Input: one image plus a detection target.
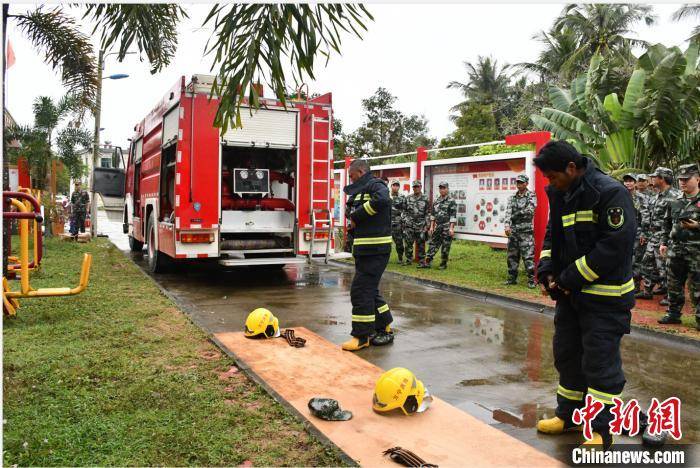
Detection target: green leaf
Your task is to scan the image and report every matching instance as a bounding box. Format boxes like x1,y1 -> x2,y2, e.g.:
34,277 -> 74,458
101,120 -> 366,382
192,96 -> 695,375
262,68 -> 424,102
604,129 -> 635,166
548,86 -> 573,111
620,69 -> 645,127
603,93 -> 622,123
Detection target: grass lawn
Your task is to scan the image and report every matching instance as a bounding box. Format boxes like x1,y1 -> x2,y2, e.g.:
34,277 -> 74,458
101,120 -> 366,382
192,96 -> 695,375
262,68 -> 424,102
385,239 -> 540,299
342,239 -> 700,338
3,238 -> 344,466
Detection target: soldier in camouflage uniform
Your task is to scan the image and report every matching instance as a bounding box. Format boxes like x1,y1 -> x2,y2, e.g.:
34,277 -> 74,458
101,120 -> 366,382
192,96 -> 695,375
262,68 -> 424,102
390,180 -> 406,264
622,173 -> 648,285
419,181 -> 457,269
69,180 -> 90,238
402,180 -> 429,265
503,174 -> 537,288
636,173 -> 655,199
636,167 -> 681,300
658,163 -> 700,328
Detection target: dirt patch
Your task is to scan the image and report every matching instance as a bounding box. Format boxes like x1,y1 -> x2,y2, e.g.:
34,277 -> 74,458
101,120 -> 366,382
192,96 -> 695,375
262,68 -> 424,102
218,365 -> 240,380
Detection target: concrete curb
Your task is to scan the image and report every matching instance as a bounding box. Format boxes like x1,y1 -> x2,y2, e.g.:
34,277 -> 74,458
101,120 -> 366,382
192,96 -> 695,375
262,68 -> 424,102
110,244 -> 356,466
329,260 -> 700,351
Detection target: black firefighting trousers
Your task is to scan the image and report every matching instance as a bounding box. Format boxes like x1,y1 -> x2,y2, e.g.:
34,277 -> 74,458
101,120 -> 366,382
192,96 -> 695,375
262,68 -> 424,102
553,295 -> 631,434
350,253 -> 393,337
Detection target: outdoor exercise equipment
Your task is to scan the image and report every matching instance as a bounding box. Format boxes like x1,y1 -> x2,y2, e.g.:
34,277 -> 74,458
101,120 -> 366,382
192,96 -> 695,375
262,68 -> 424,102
2,190 -> 92,316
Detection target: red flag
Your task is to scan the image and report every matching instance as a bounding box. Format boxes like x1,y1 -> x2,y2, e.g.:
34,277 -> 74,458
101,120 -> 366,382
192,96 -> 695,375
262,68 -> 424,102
6,39 -> 16,69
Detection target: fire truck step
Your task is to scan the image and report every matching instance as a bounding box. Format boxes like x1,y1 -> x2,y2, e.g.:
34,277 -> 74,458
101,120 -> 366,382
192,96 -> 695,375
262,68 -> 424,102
313,159 -> 328,163
312,179 -> 328,183
218,256 -> 307,267
313,139 -> 328,143
314,118 -> 330,123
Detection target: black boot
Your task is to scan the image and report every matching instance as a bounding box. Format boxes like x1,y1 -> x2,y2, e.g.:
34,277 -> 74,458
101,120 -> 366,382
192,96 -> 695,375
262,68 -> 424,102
659,297 -> 669,306
527,279 -> 537,289
437,260 -> 447,270
658,313 -> 682,324
417,260 -> 431,269
503,277 -> 517,285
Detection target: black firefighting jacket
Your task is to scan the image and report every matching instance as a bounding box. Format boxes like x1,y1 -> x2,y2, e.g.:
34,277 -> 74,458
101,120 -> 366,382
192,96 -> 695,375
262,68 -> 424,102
344,172 -> 391,256
537,158 -> 636,309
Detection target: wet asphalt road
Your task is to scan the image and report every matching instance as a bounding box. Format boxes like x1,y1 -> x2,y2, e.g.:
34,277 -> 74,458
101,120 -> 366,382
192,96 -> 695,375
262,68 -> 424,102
100,213 -> 698,460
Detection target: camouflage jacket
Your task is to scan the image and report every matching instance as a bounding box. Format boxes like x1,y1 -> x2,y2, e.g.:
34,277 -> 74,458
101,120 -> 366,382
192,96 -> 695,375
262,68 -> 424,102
70,190 -> 90,214
661,191 -> 700,252
631,190 -> 648,239
504,189 -> 536,232
643,187 -> 681,243
430,195 -> 457,226
390,193 -> 406,226
402,193 -> 429,229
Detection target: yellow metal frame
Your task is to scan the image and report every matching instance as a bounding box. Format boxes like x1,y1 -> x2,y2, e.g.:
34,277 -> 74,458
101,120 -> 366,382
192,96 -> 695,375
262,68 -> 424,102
3,193 -> 92,316
7,188 -> 41,272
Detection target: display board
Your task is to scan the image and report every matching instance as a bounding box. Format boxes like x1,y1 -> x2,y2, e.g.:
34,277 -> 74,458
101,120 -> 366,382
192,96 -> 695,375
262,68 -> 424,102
425,153 -> 531,241
371,165 -> 412,195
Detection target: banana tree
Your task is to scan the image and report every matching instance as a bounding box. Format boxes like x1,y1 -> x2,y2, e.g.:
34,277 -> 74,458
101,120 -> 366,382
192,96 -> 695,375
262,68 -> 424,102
531,43 -> 700,173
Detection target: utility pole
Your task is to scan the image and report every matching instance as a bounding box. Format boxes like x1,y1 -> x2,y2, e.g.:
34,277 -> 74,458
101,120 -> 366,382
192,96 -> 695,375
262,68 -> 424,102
90,49 -> 103,237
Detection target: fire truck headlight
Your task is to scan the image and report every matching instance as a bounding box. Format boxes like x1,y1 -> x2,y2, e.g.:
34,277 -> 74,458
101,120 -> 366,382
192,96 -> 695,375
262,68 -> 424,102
255,170 -> 264,180
240,170 -> 249,180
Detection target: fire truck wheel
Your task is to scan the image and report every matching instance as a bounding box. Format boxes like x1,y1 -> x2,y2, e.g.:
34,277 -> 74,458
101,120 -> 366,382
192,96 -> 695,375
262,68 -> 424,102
146,215 -> 171,274
128,235 -> 144,252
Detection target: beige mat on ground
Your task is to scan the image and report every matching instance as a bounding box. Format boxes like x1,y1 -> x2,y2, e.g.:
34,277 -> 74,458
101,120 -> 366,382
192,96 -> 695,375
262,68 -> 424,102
214,327 -> 559,467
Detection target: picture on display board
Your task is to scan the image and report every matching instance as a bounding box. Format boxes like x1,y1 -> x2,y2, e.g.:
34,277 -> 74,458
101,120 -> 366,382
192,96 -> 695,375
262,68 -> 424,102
425,156 -> 529,238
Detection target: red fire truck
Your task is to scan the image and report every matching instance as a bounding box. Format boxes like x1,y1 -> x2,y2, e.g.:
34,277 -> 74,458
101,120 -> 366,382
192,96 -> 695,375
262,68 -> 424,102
118,75 -> 335,272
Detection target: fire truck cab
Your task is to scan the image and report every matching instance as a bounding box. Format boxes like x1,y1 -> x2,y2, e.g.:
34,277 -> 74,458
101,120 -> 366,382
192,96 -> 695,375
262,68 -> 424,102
119,75 -> 335,272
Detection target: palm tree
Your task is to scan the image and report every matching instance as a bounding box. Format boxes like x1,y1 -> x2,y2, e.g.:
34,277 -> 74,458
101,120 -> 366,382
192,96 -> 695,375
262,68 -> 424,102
448,56 -> 512,109
203,4 -> 373,130
672,4 -> 700,44
518,27 -> 580,84
553,4 -> 656,78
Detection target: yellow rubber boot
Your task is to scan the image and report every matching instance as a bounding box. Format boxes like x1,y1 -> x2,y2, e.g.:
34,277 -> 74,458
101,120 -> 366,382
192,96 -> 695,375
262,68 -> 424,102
536,416 -> 582,434
341,336 -> 370,351
581,432 -> 613,450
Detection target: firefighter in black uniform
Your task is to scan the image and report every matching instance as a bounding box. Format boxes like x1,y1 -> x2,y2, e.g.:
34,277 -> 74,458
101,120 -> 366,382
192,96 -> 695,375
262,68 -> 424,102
534,141 -> 636,449
342,159 -> 394,351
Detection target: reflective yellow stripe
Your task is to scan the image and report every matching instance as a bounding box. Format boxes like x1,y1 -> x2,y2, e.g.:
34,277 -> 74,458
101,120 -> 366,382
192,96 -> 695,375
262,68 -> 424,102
557,385 -> 584,401
352,315 -> 375,323
588,387 -> 619,404
576,210 -> 597,222
562,211 -> 598,227
377,304 -> 389,313
363,201 -> 377,216
575,256 -> 599,282
540,249 -> 551,259
353,236 -> 393,245
362,194 -> 372,200
581,279 -> 635,297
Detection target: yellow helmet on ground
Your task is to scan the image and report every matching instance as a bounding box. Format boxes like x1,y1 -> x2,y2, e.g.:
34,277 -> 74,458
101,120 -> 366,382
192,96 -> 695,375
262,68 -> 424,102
244,308 -> 280,338
372,367 -> 432,415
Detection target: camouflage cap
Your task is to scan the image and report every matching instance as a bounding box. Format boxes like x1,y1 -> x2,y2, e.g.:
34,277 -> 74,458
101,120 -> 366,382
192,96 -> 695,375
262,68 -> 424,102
677,163 -> 699,178
515,174 -> 529,183
438,181 -> 449,188
636,173 -> 649,181
412,180 -> 422,187
651,167 -> 673,178
622,173 -> 637,181
391,179 -> 401,186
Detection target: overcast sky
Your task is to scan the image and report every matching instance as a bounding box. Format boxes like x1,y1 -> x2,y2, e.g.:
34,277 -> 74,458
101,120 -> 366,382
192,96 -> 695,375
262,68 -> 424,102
5,3 -> 695,149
